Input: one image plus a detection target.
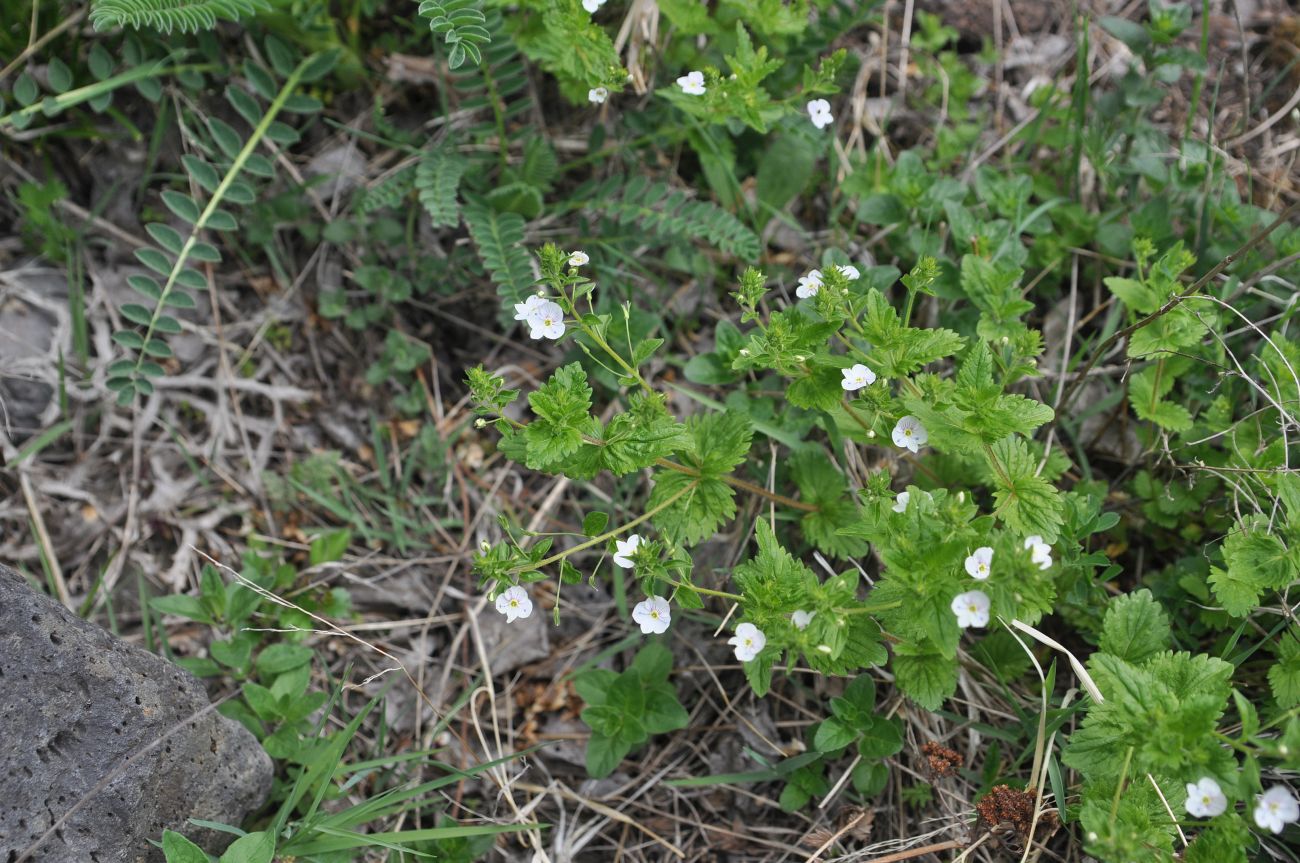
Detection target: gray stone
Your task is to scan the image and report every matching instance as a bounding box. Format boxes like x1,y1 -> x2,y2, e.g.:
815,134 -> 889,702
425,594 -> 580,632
0,564 -> 273,863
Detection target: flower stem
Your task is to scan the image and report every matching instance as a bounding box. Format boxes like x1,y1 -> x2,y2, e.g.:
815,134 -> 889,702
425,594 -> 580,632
670,580 -> 743,602
517,479 -> 697,572
654,458 -> 819,513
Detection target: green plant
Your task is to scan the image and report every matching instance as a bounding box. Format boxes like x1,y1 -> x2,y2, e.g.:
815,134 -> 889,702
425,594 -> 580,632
574,642 -> 690,778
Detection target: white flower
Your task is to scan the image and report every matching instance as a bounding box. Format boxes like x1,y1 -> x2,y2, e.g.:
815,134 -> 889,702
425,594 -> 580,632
796,269 -> 822,298
1184,777 -> 1227,818
965,547 -> 994,581
582,0 -> 606,12
612,533 -> 642,569
951,590 -> 990,629
807,98 -> 833,129
791,610 -> 815,630
835,263 -> 861,280
676,70 -> 706,96
527,300 -> 566,340
632,595 -> 672,635
1254,785 -> 1300,833
841,363 -> 877,391
728,622 -> 766,661
1024,535 -> 1053,570
513,293 -> 546,322
588,87 -> 608,104
568,250 -> 590,266
494,585 -> 533,623
892,491 -> 910,513
892,416 -> 928,453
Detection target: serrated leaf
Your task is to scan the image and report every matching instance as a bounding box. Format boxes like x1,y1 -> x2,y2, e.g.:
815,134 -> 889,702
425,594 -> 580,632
1099,589 -> 1170,663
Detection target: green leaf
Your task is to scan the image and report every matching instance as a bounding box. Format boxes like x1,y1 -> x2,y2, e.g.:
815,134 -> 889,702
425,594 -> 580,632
648,412 -> 752,545
161,190 -> 200,223
582,511 -> 609,536
856,717 -> 904,759
47,58 -> 73,93
256,643 -> 314,676
813,718 -> 857,753
162,830 -> 209,863
1269,627 -> 1300,708
150,594 -> 212,623
13,72 -> 38,106
892,645 -> 957,710
1099,589 -> 1170,663
585,733 -> 632,779
523,363 -> 593,470
1209,518 -> 1295,616
988,437 -> 1064,543
220,830 -> 274,863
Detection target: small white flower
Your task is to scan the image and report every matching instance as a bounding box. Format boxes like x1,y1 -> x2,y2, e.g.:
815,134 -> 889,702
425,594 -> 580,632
728,622 -> 766,661
1024,535 -> 1053,570
513,293 -> 547,322
791,610 -> 815,630
841,363 -> 877,391
965,547 -> 994,581
892,491 -> 910,513
796,269 -> 822,299
835,264 -> 861,280
582,0 -> 606,12
632,595 -> 672,635
807,98 -> 834,129
677,70 -> 706,96
1254,785 -> 1299,833
1184,777 -> 1227,818
527,300 -> 566,340
951,590 -> 990,629
892,416 -> 928,453
588,87 -> 608,104
612,533 -> 642,569
568,250 -> 590,267
494,585 -> 533,623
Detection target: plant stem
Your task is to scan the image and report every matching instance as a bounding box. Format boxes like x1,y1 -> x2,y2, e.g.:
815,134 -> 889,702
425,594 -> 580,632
654,458 -> 819,513
518,479 -> 697,572
670,580 -> 743,602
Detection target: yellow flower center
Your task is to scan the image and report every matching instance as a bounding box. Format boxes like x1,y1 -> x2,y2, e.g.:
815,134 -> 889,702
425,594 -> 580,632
968,604 -> 978,613
650,611 -> 659,619
509,599 -> 519,608
904,429 -> 912,437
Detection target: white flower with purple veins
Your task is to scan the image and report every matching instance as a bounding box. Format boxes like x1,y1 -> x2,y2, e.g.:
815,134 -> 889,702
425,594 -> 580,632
965,546 -> 994,581
588,87 -> 608,104
568,250 -> 590,266
582,0 -> 606,12
1184,777 -> 1228,818
796,269 -> 823,298
951,590 -> 990,628
728,623 -> 766,661
892,491 -> 910,513
527,300 -> 566,340
1255,785 -> 1300,833
676,70 -> 706,95
1023,535 -> 1053,570
612,533 -> 642,569
513,293 -> 547,322
807,98 -> 833,129
791,610 -> 815,630
841,363 -> 877,391
632,595 -> 672,635
495,585 -> 533,623
892,415 -> 928,453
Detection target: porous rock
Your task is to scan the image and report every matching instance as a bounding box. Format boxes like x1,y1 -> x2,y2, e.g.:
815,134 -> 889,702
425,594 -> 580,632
0,563 -> 272,863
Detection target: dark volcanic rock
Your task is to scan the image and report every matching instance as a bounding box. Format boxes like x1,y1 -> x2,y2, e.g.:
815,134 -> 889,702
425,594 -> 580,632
0,564 -> 272,863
